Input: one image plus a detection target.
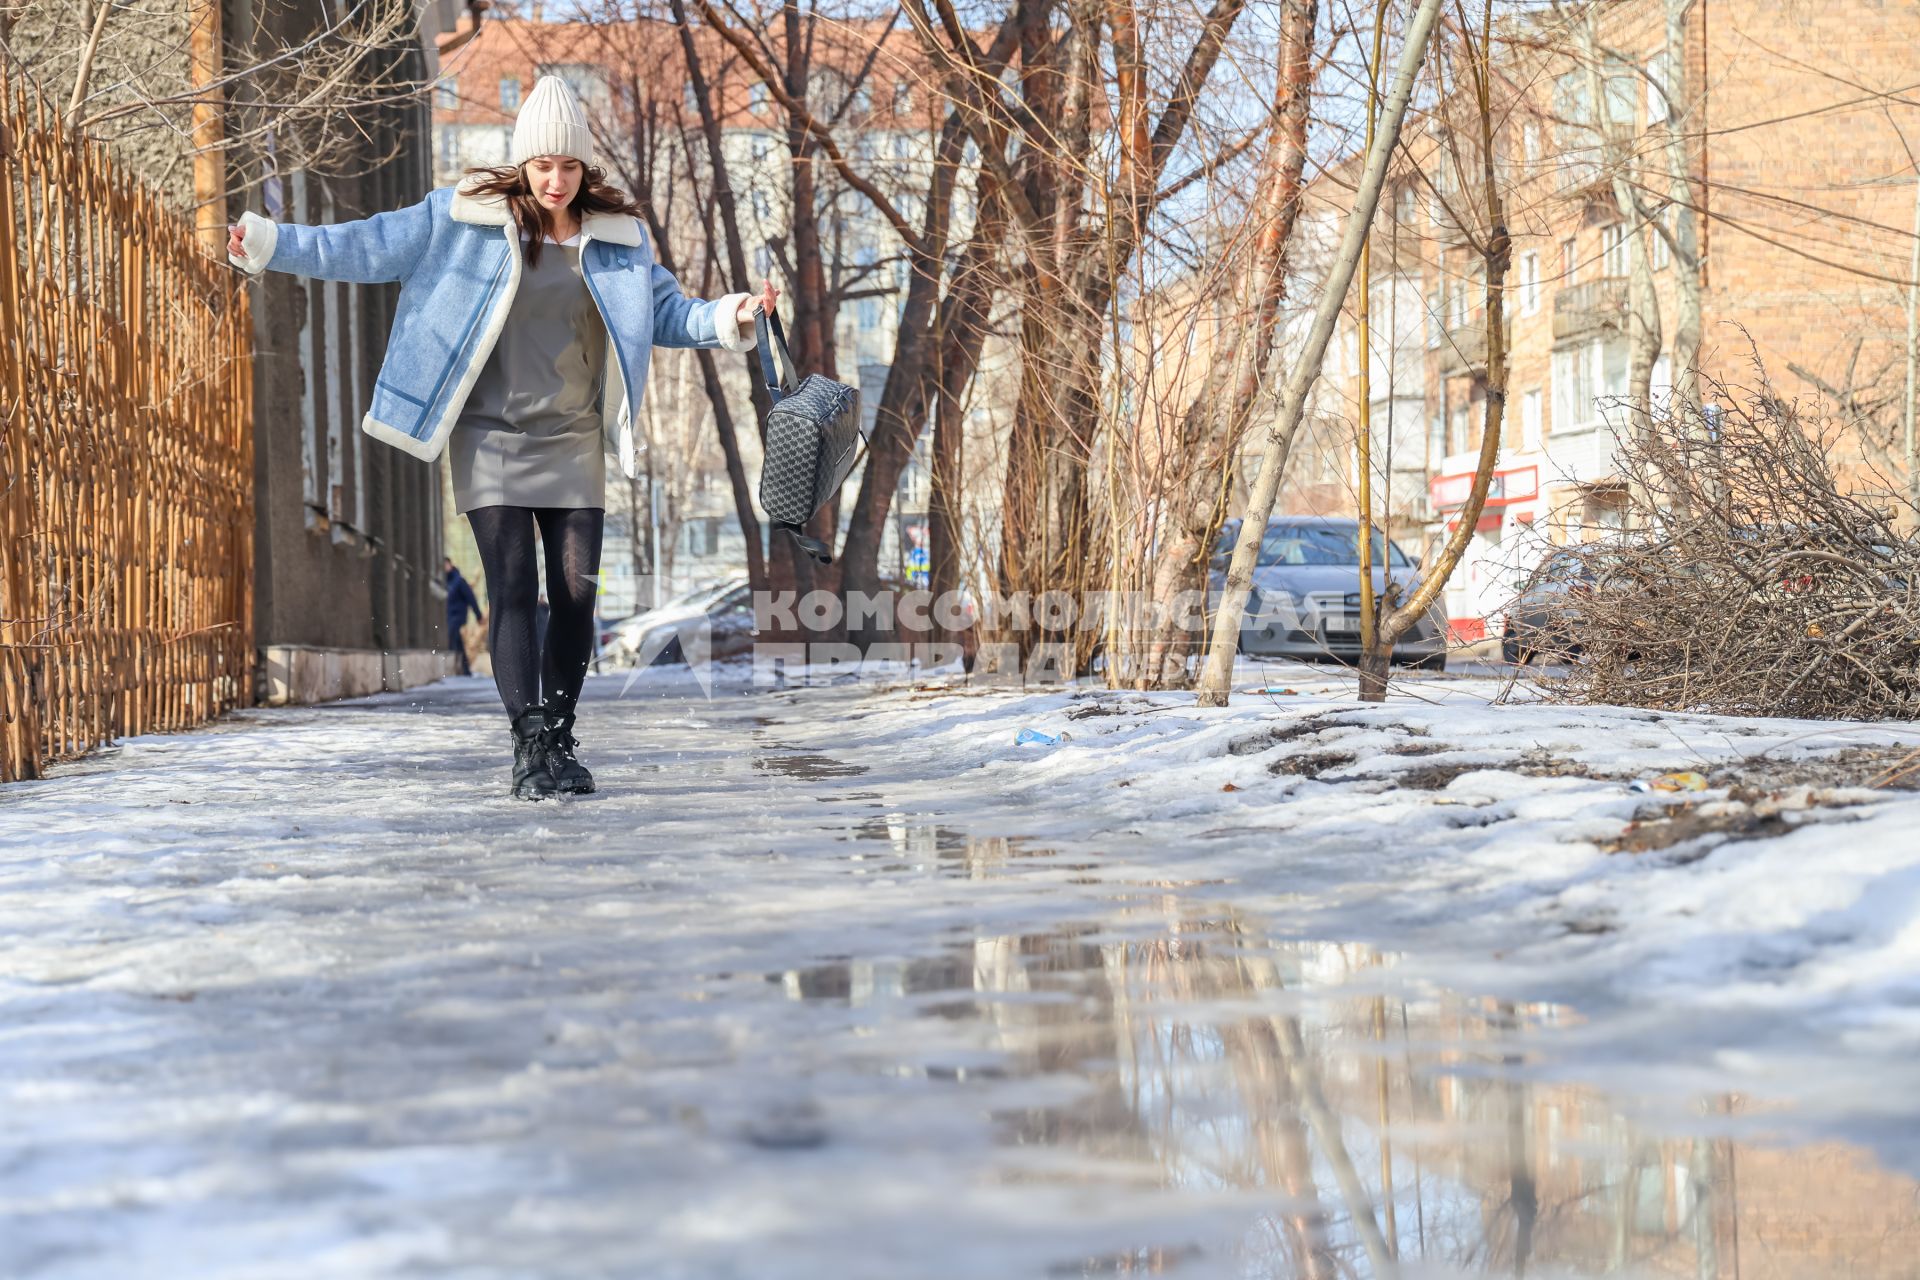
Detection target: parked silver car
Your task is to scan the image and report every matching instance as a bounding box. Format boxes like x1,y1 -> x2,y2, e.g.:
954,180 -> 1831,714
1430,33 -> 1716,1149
601,578 -> 754,668
1207,516 -> 1448,669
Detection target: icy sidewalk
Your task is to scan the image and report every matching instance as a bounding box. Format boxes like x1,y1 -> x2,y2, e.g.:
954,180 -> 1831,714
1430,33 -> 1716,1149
1,664 -> 1917,1278
799,665 -> 1920,1110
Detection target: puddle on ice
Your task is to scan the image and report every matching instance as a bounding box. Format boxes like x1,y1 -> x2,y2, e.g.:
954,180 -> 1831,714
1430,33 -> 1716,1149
753,751 -> 871,780
773,922 -> 1919,1278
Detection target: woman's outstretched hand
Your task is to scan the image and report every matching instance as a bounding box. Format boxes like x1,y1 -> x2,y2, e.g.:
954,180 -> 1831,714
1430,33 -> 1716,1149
226,222 -> 246,259
736,278 -> 780,326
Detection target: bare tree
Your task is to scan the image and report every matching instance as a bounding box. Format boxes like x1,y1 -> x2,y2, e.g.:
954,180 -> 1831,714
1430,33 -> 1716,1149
1117,0 -> 1319,689
7,0 -> 440,225
1196,0 -> 1449,707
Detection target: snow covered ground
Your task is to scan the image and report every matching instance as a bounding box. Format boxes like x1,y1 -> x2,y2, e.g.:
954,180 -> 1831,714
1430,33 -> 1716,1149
2,659 -> 1918,1278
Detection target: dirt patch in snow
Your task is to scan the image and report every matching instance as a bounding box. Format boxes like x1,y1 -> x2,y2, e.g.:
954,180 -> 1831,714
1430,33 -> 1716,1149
1268,749 -> 1359,779
1599,787 -> 1860,858
1707,745 -> 1920,792
1226,716 -> 1347,757
1395,761 -> 1485,790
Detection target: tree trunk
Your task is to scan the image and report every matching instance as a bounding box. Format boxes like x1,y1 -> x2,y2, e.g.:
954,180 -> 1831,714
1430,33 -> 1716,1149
1584,13 -> 1664,502
1197,0 -> 1448,707
1358,0 -> 1511,700
928,242 -> 997,655
1663,0 -> 1704,411
188,0 -> 225,253
1128,0 -> 1317,690
666,0 -> 777,591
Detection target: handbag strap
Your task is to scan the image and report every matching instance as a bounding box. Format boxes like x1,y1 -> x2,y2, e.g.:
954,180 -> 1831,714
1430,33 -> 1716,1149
772,520 -> 834,565
754,307 -> 800,403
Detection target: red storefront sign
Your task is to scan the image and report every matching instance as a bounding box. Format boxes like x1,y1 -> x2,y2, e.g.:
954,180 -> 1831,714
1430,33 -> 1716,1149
1429,463 -> 1539,511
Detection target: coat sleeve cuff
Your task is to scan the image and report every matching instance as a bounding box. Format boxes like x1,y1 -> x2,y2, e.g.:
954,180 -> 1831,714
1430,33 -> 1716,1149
714,293 -> 756,352
229,210 -> 278,275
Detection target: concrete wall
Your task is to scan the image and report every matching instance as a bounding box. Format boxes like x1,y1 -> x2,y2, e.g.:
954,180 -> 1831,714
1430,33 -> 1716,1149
258,646 -> 461,706
238,6 -> 449,693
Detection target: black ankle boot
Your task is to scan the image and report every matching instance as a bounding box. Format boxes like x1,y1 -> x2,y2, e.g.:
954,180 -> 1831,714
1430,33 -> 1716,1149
510,708 -> 561,800
540,701 -> 595,795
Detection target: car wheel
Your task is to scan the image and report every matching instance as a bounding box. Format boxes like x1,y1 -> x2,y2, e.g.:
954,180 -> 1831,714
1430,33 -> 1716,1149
1501,627 -> 1529,665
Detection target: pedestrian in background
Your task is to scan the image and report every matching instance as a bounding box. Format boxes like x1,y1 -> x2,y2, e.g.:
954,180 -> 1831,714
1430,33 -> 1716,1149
443,557 -> 483,676
227,74 -> 777,800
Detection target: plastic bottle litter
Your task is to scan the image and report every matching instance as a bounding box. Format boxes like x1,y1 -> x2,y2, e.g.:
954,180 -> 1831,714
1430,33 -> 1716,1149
1630,770 -> 1708,794
1015,727 -> 1066,747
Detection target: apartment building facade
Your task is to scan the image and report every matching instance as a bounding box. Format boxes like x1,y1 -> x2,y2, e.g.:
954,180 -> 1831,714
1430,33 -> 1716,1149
1310,0 -> 1920,640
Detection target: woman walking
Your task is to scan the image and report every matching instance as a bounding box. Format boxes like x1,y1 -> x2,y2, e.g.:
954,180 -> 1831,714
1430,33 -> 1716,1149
227,76 -> 774,800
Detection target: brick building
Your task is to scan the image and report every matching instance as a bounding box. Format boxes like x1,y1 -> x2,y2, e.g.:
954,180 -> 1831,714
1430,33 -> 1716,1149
1305,0 -> 1920,640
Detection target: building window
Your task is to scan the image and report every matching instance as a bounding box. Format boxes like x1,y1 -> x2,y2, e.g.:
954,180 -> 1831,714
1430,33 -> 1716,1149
1603,60 -> 1638,127
500,78 -> 521,110
438,126 -> 458,173
1396,184 -> 1417,226
754,245 -> 771,277
751,190 -> 770,219
894,79 -> 912,114
436,79 -> 459,110
1520,250 -> 1540,317
893,132 -> 909,160
1522,120 -> 1541,165
751,132 -> 769,161
1650,215 -> 1672,271
1561,237 -> 1578,282
859,298 -> 879,330
1522,388 -> 1542,452
684,82 -> 699,115
1449,282 -> 1467,329
1602,224 -> 1628,277
1425,289 -> 1441,349
1551,338 -> 1625,433
1451,405 -> 1472,457
750,82 -> 768,114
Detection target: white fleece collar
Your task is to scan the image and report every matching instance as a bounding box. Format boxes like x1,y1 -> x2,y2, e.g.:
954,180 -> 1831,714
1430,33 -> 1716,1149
449,182 -> 644,247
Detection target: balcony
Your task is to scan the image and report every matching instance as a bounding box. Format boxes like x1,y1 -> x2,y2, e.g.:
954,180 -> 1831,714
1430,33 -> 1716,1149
1553,277 -> 1629,343
1546,423 -> 1623,486
1436,322 -> 1487,378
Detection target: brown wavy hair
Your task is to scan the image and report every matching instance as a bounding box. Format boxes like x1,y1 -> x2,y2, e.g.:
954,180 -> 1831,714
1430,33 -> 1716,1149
460,162 -> 647,268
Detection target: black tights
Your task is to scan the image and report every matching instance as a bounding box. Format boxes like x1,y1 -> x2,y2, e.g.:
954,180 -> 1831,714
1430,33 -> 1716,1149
466,505 -> 604,722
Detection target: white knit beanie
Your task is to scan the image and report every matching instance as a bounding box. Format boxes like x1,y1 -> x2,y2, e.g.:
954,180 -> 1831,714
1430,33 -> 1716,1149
511,75 -> 594,167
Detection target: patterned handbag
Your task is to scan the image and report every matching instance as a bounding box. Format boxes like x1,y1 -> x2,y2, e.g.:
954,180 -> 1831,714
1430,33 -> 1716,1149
754,308 -> 863,565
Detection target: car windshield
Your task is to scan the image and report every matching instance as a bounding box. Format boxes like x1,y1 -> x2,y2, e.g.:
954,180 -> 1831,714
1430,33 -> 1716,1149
1255,525 -> 1412,568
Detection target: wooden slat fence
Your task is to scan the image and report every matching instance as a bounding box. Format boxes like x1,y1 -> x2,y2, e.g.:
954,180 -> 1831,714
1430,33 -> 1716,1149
0,66 -> 254,783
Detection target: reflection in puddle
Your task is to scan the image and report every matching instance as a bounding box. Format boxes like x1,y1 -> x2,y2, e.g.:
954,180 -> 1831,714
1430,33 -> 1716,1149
777,922 -> 1918,1278
840,815 -> 1074,879
752,752 -> 870,780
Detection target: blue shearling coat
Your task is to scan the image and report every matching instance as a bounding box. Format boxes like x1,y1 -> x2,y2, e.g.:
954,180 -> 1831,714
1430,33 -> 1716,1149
228,183 -> 754,479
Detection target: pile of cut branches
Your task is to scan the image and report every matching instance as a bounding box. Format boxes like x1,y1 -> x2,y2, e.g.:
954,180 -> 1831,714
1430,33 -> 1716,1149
1523,369 -> 1920,719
